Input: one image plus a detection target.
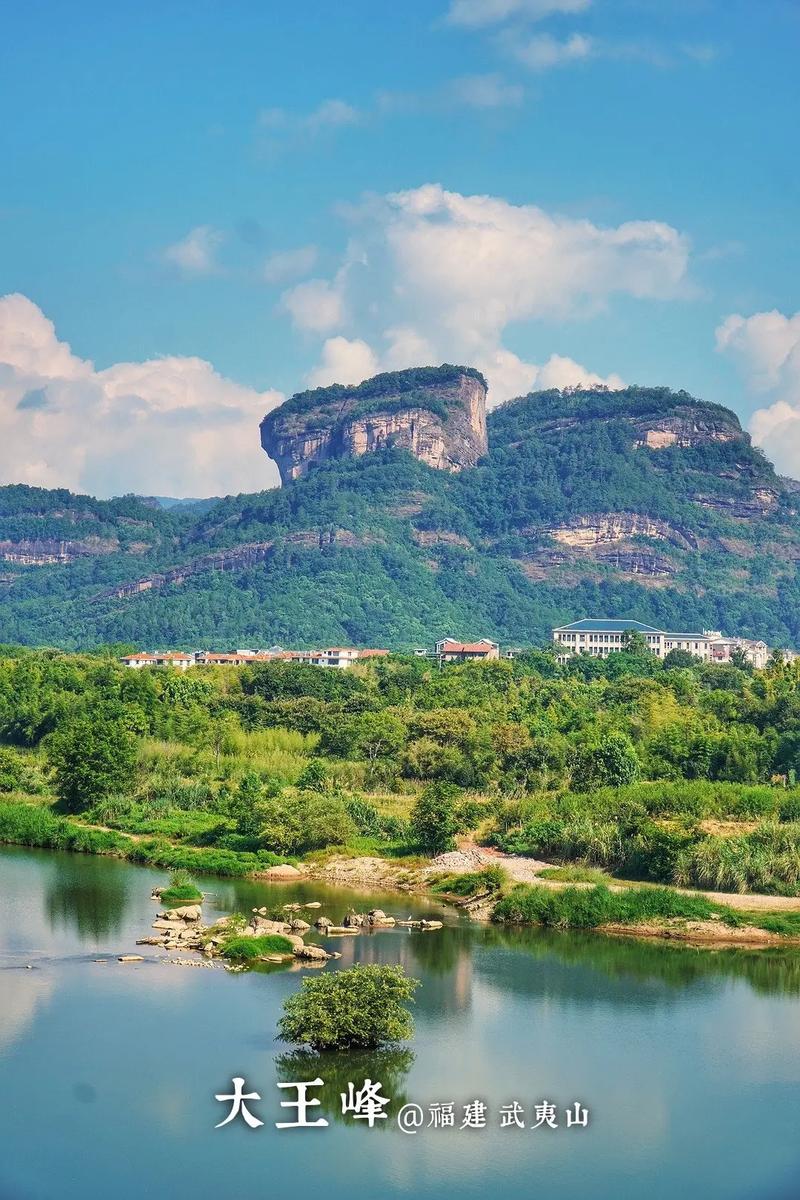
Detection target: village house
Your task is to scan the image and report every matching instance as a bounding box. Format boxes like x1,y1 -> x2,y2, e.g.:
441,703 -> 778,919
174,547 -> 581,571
434,637 -> 500,662
552,619 -> 772,668
120,651 -> 195,671
121,645 -> 389,670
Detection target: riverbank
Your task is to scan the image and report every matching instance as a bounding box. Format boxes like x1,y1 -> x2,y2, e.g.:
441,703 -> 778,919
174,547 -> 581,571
5,798 -> 800,949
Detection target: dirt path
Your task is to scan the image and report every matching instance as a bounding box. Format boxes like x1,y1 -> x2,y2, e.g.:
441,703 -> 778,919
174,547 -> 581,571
447,841 -> 800,914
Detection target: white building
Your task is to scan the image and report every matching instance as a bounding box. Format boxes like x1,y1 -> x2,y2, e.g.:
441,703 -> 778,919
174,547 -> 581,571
552,619 -> 771,668
120,651 -> 195,671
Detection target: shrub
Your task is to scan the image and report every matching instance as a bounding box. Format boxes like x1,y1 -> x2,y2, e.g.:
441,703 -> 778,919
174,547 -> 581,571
344,795 -> 406,842
278,964 -> 420,1050
0,747 -> 42,794
431,864 -> 508,896
160,870 -> 202,908
572,733 -> 640,793
410,782 -> 461,855
221,934 -> 294,961
258,791 -> 357,855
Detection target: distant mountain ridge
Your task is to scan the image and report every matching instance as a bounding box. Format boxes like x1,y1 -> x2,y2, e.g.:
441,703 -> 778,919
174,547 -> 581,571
1,370 -> 799,650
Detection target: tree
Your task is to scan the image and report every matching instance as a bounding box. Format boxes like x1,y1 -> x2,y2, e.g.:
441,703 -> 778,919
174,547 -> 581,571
257,790 -> 356,855
230,771 -> 266,837
572,732 -> 640,792
48,714 -> 137,812
353,711 -> 407,763
278,964 -> 420,1051
296,759 -> 328,792
621,630 -> 651,656
663,648 -> 697,669
410,781 -> 461,854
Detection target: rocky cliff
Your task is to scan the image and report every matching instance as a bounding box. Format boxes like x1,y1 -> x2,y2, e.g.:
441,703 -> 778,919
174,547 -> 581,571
261,365 -> 488,484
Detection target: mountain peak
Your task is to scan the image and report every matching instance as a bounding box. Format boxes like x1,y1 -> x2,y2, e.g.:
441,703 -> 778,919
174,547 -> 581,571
260,364 -> 488,484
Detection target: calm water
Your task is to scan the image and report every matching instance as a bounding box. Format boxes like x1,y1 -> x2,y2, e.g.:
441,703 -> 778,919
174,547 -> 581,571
2,847 -> 800,1200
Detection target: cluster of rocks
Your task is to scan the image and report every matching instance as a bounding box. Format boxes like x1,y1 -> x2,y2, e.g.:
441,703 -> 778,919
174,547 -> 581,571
137,903 -> 206,952
136,889 -> 443,968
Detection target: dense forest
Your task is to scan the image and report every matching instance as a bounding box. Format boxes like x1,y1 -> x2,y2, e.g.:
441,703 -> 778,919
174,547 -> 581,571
1,383 -> 800,649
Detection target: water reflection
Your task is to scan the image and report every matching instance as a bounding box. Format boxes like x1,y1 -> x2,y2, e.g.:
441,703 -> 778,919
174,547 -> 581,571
275,1048 -> 414,1126
45,869 -> 129,941
480,926 -> 800,1001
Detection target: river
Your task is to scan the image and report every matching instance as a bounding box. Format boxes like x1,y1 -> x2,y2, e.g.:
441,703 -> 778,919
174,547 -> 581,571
1,845 -> 800,1200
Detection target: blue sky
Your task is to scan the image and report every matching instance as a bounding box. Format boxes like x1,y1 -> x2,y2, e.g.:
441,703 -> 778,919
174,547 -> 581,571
0,0 -> 798,496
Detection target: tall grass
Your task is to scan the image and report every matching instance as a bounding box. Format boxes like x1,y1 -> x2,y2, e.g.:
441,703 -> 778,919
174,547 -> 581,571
493,881 -> 800,938
674,823 -> 800,894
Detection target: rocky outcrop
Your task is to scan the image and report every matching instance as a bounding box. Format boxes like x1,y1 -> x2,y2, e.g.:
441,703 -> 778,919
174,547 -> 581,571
692,488 -> 780,517
593,549 -> 676,577
93,529 -> 379,602
541,512 -> 697,552
0,537 -> 118,565
261,366 -> 488,484
634,414 -> 740,449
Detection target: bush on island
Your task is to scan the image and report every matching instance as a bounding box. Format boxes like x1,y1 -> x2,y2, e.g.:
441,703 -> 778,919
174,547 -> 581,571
278,963 -> 420,1051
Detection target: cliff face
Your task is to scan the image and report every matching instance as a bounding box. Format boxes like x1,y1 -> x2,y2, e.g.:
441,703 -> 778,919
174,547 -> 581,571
261,365 -> 488,484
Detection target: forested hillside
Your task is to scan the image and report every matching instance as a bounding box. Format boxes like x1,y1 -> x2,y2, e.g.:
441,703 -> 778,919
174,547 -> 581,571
1,382 -> 800,649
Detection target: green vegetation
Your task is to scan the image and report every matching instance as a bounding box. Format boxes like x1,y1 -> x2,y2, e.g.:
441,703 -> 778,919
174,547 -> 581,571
221,933 -> 295,961
48,715 -> 137,812
430,864 -> 508,896
410,782 -> 460,855
492,882 -> 800,937
537,865 -> 616,885
278,964 -> 420,1051
159,870 -> 202,909
2,385 -> 800,649
266,364 -> 486,425
4,638 -> 800,914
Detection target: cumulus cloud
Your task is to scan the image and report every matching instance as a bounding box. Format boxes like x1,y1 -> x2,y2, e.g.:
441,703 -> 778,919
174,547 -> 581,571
281,277 -> 347,333
0,293 -> 282,497
716,311 -> 800,392
263,244 -> 318,284
446,0 -> 591,29
717,309 -> 800,477
304,337 -> 380,388
162,225 -> 225,276
283,183 -> 687,403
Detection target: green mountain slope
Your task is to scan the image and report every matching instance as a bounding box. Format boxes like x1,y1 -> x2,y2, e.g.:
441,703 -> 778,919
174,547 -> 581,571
2,383 -> 800,650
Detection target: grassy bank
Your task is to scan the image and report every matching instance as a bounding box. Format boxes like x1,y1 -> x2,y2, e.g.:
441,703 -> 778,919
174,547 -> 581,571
496,781 -> 800,896
492,882 -> 800,939
0,800 -> 290,878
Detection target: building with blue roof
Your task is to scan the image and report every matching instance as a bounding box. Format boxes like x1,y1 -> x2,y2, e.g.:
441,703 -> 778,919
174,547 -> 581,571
551,618 -> 769,666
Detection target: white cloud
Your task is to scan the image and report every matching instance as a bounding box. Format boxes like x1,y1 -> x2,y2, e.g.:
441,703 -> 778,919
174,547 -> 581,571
443,73 -> 525,108
263,244 -> 318,284
289,183 -> 686,403
717,309 -> 800,478
281,277 -> 347,333
259,98 -> 360,138
162,225 -> 224,277
716,310 -> 800,392
304,337 -> 379,388
534,353 -> 625,390
0,293 -> 282,497
505,31 -> 594,70
446,0 -> 591,29
0,293 -> 90,379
